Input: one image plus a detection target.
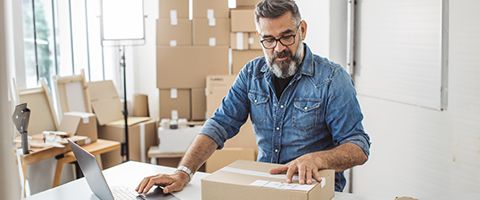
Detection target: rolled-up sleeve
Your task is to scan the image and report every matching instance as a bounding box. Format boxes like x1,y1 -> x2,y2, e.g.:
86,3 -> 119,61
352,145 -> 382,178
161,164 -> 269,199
325,67 -> 371,157
200,65 -> 251,149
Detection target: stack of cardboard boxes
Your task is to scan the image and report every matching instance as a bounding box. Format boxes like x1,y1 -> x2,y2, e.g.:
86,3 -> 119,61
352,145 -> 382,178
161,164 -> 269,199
230,0 -> 263,74
156,0 -> 230,121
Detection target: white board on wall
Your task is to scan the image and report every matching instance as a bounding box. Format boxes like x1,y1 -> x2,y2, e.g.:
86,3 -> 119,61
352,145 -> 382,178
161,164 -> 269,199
354,0 -> 447,110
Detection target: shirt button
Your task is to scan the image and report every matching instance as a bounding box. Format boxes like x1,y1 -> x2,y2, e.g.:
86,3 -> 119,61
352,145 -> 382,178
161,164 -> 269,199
280,105 -> 284,108
274,149 -> 279,153
276,127 -> 280,131
254,99 -> 258,103
304,106 -> 308,110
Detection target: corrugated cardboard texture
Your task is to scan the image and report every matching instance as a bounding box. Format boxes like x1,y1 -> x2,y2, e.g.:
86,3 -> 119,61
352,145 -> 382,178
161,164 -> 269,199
231,8 -> 256,32
157,46 -> 229,88
156,19 -> 192,46
232,50 -> 263,74
193,18 -> 230,46
88,80 -> 123,125
206,148 -> 256,173
191,88 -> 207,121
159,89 -> 191,119
193,0 -> 229,18
202,160 -> 335,200
158,0 -> 189,19
230,32 -> 249,50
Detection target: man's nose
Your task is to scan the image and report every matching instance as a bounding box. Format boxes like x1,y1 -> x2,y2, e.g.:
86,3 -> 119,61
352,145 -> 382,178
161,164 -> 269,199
274,41 -> 287,52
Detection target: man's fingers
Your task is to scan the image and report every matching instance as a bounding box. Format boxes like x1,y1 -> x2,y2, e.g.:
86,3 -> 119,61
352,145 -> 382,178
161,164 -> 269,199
298,165 -> 306,184
142,176 -> 172,194
306,168 -> 313,184
286,165 -> 297,183
313,169 -> 322,182
270,165 -> 288,174
136,176 -> 154,193
164,182 -> 183,194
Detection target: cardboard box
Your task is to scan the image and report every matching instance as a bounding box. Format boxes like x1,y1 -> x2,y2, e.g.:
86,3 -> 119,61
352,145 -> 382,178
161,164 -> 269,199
248,32 -> 262,49
206,148 -> 256,173
230,32 -> 249,50
59,112 -> 98,144
193,0 -> 229,18
133,94 -> 149,117
232,50 -> 264,74
206,75 -> 257,150
202,160 -> 335,200
158,0 -> 189,19
157,46 -> 229,88
88,80 -> 124,126
157,126 -> 201,153
231,8 -> 256,32
236,0 -> 261,7
191,88 -> 206,121
193,18 -> 230,46
99,119 -> 158,168
156,19 -> 192,46
159,88 -> 191,120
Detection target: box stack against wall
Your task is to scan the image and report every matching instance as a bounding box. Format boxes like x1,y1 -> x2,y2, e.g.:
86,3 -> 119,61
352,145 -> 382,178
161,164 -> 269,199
230,0 -> 263,74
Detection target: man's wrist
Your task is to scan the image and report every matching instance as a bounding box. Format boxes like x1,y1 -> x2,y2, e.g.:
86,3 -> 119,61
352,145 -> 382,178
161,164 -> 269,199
176,165 -> 194,182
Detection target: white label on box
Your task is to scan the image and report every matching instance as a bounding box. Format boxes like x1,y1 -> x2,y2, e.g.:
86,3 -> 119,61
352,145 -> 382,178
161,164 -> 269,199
320,177 -> 326,188
250,180 -> 315,191
170,10 -> 178,25
171,110 -> 179,120
208,18 -> 216,27
236,33 -> 245,50
248,37 -> 255,45
208,37 -> 216,46
81,115 -> 89,124
169,40 -> 177,47
207,9 -> 215,19
170,88 -> 178,99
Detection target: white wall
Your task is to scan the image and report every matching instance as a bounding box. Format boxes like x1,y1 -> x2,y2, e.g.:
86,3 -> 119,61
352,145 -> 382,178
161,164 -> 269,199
1,0 -> 21,198
353,0 -> 480,199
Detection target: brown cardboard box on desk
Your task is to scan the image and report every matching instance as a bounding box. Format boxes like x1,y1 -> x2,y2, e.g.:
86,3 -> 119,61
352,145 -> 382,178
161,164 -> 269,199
202,160 -> 335,200
88,80 -> 158,169
59,112 -> 98,144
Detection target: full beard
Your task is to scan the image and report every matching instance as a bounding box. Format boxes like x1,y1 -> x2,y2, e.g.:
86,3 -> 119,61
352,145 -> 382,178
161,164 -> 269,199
266,42 -> 304,79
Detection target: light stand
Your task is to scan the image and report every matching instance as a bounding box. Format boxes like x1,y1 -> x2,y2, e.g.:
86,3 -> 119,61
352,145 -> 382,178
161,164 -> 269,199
120,46 -> 130,161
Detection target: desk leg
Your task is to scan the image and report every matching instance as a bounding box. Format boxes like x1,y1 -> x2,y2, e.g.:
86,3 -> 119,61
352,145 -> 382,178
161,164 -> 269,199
52,160 -> 64,187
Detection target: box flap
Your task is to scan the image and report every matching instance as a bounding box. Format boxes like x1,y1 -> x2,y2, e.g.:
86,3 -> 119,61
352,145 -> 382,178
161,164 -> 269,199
106,117 -> 151,127
91,99 -> 123,125
58,114 -> 81,136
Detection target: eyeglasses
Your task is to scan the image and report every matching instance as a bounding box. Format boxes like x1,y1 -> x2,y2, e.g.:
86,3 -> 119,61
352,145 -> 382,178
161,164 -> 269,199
260,24 -> 301,49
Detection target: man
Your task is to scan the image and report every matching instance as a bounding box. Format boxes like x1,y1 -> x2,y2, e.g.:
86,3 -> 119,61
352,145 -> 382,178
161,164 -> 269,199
137,0 -> 370,194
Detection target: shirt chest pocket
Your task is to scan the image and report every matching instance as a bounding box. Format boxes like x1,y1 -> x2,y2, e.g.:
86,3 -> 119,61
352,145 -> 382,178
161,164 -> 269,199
248,91 -> 270,126
293,99 -> 322,132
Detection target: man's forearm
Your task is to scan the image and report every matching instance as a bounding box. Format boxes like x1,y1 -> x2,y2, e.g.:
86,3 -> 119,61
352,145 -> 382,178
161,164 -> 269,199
179,134 -> 218,173
312,143 -> 368,172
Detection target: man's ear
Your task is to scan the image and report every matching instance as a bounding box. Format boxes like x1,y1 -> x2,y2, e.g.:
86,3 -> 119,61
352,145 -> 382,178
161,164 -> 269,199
300,20 -> 307,41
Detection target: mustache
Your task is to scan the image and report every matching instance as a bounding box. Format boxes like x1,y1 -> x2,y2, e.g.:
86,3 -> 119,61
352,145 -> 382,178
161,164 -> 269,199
273,50 -> 292,61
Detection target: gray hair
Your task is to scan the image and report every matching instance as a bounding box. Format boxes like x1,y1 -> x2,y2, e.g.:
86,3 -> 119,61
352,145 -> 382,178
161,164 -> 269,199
255,0 -> 302,26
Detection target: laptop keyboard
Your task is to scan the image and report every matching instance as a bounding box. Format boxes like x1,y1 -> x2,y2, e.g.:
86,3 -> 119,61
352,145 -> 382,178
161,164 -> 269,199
112,186 -> 145,200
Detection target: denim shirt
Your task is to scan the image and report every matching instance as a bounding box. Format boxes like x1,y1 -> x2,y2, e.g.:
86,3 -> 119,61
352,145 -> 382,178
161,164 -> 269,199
201,44 -> 371,191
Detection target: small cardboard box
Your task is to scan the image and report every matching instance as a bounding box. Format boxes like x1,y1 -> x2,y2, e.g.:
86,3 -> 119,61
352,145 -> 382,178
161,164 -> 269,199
236,0 -> 261,7
193,0 -> 229,18
230,32 -> 249,50
206,148 -> 256,173
206,75 -> 257,150
99,119 -> 157,168
157,46 -> 229,88
248,32 -> 262,49
158,0 -> 189,19
159,88 -> 191,120
231,8 -> 256,32
193,18 -> 230,46
232,50 -> 264,74
156,18 -> 192,46
202,160 -> 335,200
191,88 -> 206,121
59,112 -> 98,144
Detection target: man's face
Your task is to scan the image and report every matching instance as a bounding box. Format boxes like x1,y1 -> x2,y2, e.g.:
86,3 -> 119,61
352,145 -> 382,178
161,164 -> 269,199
257,11 -> 307,78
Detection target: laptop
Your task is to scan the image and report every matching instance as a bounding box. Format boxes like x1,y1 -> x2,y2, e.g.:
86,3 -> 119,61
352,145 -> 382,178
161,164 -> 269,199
68,139 -> 179,200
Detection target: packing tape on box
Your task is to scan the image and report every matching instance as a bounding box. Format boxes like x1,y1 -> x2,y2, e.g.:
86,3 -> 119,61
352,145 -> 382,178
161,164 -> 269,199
140,122 -> 146,163
236,33 -> 245,50
170,88 -> 178,99
248,36 -> 255,45
169,40 -> 177,47
170,10 -> 178,25
65,112 -> 90,124
207,9 -> 215,19
208,18 -> 216,27
209,37 -> 217,46
250,180 -> 316,191
221,166 -> 301,182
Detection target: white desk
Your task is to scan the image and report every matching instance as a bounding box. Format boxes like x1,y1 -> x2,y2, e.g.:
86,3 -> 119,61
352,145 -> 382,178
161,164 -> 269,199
27,161 -> 362,200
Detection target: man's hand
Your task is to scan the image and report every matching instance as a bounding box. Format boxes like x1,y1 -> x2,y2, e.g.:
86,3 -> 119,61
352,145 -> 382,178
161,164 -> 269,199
135,171 -> 189,194
269,153 -> 323,185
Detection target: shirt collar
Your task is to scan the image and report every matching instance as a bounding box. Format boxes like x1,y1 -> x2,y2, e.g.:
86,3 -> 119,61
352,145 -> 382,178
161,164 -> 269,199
260,43 -> 314,77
